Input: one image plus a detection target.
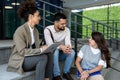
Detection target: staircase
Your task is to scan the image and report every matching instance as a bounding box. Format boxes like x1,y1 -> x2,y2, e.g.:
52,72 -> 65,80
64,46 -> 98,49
0,40 -> 35,80
0,40 -> 120,80
104,50 -> 120,80
0,40 -> 79,80
0,0 -> 120,80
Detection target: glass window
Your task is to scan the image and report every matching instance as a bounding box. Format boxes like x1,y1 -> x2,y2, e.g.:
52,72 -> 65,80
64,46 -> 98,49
0,0 -> 63,39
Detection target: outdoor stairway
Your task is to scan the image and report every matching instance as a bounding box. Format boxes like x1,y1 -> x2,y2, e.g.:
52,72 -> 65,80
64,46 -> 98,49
0,40 -> 35,80
0,64 -> 35,80
0,40 -> 120,80
0,40 -> 78,80
104,50 -> 120,80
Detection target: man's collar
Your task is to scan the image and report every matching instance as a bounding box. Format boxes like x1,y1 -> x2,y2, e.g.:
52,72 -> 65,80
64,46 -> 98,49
53,25 -> 57,33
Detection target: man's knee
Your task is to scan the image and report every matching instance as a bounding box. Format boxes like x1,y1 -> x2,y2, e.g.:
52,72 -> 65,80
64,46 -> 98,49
54,49 -> 59,56
71,49 -> 75,57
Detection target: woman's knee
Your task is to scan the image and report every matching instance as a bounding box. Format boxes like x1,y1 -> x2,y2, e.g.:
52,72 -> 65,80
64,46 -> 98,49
88,75 -> 104,80
36,55 -> 47,69
40,54 -> 48,63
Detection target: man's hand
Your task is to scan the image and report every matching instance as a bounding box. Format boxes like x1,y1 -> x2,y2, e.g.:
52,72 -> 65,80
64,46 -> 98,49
59,45 -> 72,53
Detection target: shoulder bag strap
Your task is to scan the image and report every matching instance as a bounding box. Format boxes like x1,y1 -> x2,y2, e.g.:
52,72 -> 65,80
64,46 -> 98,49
46,28 -> 54,42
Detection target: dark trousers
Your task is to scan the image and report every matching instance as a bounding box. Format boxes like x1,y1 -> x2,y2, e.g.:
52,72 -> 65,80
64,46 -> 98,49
22,53 -> 53,80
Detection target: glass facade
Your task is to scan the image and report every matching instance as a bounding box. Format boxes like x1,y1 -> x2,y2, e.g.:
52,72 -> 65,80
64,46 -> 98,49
0,0 -> 4,39
0,0 -> 63,39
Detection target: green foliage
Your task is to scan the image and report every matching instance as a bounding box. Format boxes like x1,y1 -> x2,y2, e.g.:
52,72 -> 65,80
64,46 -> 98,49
82,6 -> 120,38
83,6 -> 120,24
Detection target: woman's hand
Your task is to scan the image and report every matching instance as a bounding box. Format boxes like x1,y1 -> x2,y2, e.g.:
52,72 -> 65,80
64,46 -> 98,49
80,71 -> 89,80
40,45 -> 48,52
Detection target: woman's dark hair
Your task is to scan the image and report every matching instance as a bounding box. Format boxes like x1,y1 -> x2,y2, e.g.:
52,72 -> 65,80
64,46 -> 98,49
91,31 -> 111,68
17,0 -> 38,21
54,13 -> 67,22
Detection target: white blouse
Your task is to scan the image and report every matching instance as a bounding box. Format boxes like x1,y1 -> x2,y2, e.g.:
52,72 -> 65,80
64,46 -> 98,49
28,24 -> 35,45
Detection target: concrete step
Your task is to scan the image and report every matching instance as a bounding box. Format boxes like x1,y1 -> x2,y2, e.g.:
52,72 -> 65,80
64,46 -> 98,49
104,61 -> 120,80
0,47 -> 12,65
0,40 -> 13,48
0,40 -> 120,80
104,68 -> 120,80
0,64 -> 35,80
101,48 -> 113,77
0,64 -> 78,80
107,39 -> 120,50
0,40 -> 77,80
110,50 -> 120,65
0,40 -> 13,65
104,50 -> 120,80
0,40 -> 36,80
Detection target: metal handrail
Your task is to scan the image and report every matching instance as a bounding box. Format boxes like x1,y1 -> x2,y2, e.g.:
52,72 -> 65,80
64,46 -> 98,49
38,0 -> 120,31
38,0 -> 120,33
110,67 -> 120,72
39,0 -> 120,46
110,56 -> 120,72
38,0 -> 120,45
100,19 -> 120,22
38,7 -> 55,15
38,0 -> 120,47
39,6 -> 120,39
38,0 -> 120,73
111,57 -> 120,62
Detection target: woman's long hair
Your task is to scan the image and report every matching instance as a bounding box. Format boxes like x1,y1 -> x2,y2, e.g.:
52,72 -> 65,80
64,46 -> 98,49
92,31 -> 111,68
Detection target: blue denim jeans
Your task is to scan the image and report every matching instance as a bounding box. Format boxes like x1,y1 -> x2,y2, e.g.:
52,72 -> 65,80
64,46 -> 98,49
53,48 -> 75,77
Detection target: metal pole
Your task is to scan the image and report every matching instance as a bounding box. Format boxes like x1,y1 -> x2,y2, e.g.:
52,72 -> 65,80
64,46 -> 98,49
107,4 -> 110,40
92,21 -> 95,31
74,15 -> 77,59
43,2 -> 46,28
107,4 -> 109,25
68,11 -> 71,29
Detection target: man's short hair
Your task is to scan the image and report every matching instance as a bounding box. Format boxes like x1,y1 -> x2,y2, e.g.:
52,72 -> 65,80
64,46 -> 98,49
54,13 -> 67,22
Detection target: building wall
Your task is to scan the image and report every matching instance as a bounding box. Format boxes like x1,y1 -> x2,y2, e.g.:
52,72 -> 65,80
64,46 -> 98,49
0,0 -> 4,39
